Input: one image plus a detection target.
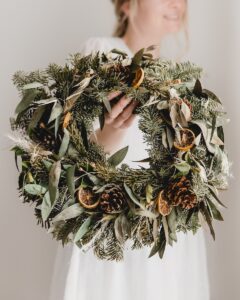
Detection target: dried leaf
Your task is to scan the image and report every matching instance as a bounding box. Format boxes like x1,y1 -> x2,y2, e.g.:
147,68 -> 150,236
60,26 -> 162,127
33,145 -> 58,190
181,101 -> 191,122
48,160 -> 61,206
145,184 -> 153,203
64,76 -> 94,113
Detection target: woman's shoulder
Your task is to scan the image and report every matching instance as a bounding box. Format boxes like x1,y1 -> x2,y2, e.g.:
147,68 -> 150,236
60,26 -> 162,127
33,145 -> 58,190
79,36 -> 121,55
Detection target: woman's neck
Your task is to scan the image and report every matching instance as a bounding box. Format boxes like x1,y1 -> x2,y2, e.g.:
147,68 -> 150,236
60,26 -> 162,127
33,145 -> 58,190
122,27 -> 162,59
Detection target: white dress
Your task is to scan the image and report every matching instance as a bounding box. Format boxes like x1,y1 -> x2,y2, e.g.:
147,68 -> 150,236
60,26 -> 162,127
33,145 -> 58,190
49,36 -> 210,300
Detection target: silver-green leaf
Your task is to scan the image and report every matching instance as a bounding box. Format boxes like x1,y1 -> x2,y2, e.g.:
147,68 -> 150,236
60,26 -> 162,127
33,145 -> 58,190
58,128 -> 70,159
24,184 -> 47,195
107,146 -> 129,167
74,217 -> 92,243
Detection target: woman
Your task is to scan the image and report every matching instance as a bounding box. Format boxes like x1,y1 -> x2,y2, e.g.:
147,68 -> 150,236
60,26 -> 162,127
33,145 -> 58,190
49,1 -> 210,299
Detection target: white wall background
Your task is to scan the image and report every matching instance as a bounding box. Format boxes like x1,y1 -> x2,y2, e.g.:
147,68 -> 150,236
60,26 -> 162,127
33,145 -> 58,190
0,1 -> 239,299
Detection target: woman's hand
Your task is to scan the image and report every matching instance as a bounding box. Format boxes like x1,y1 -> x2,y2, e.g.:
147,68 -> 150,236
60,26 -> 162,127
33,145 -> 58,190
105,90 -> 138,129
89,90 -> 139,154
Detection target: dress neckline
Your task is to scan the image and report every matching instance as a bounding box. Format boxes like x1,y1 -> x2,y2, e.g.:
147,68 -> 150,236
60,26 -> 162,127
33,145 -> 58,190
112,37 -> 134,57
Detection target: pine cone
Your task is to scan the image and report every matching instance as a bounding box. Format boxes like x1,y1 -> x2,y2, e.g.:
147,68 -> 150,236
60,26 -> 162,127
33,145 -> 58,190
99,184 -> 127,214
163,176 -> 197,209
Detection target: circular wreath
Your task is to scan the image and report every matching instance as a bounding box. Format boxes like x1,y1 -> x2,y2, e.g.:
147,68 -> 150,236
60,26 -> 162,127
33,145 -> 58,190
9,46 -> 231,261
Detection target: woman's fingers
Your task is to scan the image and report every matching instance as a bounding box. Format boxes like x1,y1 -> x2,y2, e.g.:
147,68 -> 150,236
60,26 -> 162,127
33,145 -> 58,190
107,90 -> 122,101
105,95 -> 132,125
112,100 -> 138,128
119,113 -> 137,129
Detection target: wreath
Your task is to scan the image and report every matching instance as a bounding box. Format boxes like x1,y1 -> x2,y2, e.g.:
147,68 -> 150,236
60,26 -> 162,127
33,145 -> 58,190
9,46 -> 231,261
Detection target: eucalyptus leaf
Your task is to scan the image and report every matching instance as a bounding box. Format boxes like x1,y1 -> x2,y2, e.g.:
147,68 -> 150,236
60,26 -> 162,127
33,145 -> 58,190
148,238 -> 161,258
162,216 -> 170,245
208,185 -> 227,208
206,197 -> 224,221
42,159 -> 53,171
48,160 -> 61,205
107,146 -> 129,167
210,114 -> 216,142
157,100 -> 169,110
22,82 -> 43,90
74,216 -> 92,243
24,184 -> 47,195
86,172 -> 102,185
66,165 -> 76,201
167,208 -> 177,237
200,202 -> 215,240
64,76 -> 94,113
41,191 -> 55,221
162,129 -> 168,149
37,97 -> 58,105
48,102 -> 63,124
15,89 -> 40,115
123,182 -> 157,219
52,203 -> 84,223
134,209 -> 158,219
181,101 -> 191,122
131,48 -> 145,71
158,226 -> 167,259
169,103 -> 179,128
28,105 -> 45,132
58,128 -> 70,159
114,214 -> 125,244
174,161 -> 191,175
166,127 -> 174,149
202,89 -> 222,104
54,115 -> 61,138
110,48 -> 128,57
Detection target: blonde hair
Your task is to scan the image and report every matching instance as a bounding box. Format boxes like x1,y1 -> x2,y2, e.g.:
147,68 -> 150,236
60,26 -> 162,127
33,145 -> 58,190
111,0 -> 138,38
111,0 -> 189,59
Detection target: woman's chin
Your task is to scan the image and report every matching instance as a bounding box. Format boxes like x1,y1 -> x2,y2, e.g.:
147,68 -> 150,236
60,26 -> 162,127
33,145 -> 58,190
163,20 -> 183,34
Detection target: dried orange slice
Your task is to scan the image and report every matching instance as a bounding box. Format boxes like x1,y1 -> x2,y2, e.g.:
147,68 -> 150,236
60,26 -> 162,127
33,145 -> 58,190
173,128 -> 195,151
156,190 -> 172,216
165,78 -> 182,85
63,112 -> 72,129
78,186 -> 99,209
132,67 -> 144,88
